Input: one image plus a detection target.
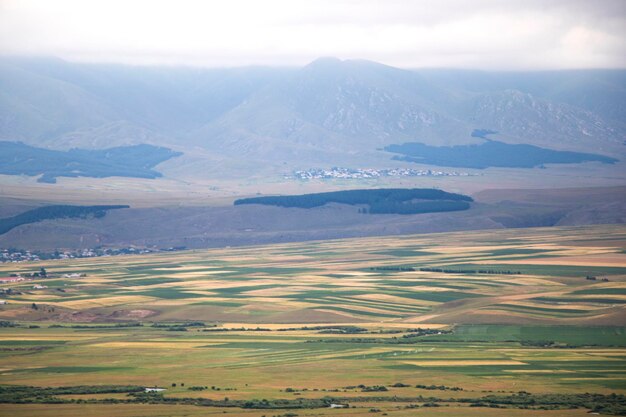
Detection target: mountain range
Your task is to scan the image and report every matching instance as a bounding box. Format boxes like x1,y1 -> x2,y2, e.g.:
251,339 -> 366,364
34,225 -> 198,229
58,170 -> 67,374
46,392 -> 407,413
1,56 -> 625,174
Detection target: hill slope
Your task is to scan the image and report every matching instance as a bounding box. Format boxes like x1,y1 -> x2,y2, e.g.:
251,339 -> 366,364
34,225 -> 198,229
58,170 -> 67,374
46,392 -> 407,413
1,57 -> 624,173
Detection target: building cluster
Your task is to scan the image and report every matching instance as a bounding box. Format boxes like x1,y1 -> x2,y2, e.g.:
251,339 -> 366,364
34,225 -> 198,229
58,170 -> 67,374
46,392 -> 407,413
0,276 -> 27,284
0,246 -> 175,263
289,167 -> 475,180
1,250 -> 41,263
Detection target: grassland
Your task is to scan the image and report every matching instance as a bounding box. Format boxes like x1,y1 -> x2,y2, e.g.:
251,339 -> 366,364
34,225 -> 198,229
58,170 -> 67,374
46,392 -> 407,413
0,225 -> 625,415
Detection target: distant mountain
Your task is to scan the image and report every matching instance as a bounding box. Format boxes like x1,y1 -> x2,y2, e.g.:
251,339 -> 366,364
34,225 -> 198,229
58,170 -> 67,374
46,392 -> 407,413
0,57 -> 289,149
463,89 -> 623,153
1,57 -> 624,172
192,58 -> 470,161
416,69 -> 626,123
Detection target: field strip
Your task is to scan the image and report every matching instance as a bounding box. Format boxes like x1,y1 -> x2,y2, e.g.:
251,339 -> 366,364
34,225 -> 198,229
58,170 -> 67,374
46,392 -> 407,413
324,296 -> 428,312
152,266 -> 223,271
499,277 -> 565,286
217,322 -> 448,329
403,360 -> 527,366
166,271 -> 237,278
316,305 -> 405,317
90,342 -> 224,348
234,348 -> 313,358
494,290 -> 573,302
504,301 -> 607,310
471,255 -> 626,267
494,348 -> 626,353
0,336 -> 87,341
562,377 -> 626,381
509,356 -> 624,362
353,293 -> 438,305
173,338 -> 302,344
205,348 -> 414,369
404,313 -> 442,323
504,370 -> 576,374
243,288 -> 303,296
472,309 -> 586,318
396,286 -> 458,292
17,295 -> 64,300
585,352 -> 626,357
59,295 -> 157,308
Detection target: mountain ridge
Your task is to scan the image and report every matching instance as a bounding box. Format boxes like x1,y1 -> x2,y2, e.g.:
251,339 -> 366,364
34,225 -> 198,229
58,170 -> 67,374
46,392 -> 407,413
1,56 -> 624,173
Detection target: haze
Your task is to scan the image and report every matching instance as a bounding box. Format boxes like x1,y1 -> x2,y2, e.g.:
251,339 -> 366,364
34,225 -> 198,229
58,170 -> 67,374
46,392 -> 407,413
1,0 -> 625,69
1,1 -> 626,416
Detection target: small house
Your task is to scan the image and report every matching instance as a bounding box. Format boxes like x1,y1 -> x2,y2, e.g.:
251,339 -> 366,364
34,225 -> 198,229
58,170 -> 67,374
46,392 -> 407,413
145,387 -> 166,393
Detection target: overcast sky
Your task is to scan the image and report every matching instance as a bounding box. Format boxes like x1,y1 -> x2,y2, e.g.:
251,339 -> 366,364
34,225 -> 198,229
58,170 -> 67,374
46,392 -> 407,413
1,0 -> 624,69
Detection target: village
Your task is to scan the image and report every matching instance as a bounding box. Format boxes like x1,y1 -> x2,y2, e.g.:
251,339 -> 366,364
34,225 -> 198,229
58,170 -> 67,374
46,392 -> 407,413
288,166 -> 476,180
0,267 -> 88,305
0,246 -> 180,263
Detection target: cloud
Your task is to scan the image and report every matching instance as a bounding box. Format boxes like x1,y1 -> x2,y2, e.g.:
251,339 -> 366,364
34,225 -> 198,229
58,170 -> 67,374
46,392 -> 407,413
0,0 -> 624,69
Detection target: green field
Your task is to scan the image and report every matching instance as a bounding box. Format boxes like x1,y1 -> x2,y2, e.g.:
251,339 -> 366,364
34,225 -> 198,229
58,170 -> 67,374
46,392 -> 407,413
0,225 -> 625,415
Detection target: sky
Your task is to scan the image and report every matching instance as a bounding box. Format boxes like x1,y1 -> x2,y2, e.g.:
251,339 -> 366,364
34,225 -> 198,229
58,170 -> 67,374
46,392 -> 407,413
0,0 -> 624,69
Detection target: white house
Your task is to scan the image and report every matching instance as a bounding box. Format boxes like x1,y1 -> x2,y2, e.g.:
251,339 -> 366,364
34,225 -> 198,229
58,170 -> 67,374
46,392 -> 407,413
145,387 -> 166,393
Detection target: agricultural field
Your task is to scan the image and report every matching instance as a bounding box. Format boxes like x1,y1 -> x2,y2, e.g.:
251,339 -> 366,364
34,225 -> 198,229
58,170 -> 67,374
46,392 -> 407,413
0,225 -> 625,416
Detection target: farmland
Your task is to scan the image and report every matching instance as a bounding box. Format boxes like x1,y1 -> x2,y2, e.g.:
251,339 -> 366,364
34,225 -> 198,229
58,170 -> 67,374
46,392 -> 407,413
0,225 -> 625,415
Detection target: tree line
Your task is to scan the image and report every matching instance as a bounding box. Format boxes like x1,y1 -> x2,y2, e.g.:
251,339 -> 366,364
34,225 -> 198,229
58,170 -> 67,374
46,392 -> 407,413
0,205 -> 129,235
234,188 -> 472,215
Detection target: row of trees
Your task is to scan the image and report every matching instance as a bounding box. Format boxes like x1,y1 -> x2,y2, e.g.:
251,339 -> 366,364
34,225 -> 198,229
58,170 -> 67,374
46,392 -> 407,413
0,205 -> 129,235
2,385 -> 624,414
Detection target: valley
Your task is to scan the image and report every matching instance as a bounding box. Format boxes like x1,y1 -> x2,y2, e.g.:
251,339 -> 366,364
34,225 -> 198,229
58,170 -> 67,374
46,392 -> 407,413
0,51 -> 624,417
2,2 -> 625,416
1,185 -> 623,252
0,225 -> 624,415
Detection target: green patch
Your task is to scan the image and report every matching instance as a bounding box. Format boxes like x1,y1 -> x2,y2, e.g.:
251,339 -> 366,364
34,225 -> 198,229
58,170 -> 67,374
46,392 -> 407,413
443,263 -> 626,277
536,297 -> 626,305
488,248 -> 557,257
572,288 -> 626,296
428,324 -> 626,346
212,284 -> 281,297
372,249 -> 435,257
394,290 -> 480,303
13,366 -> 132,373
190,300 -> 244,307
493,304 -> 597,316
377,279 -> 472,290
114,277 -> 179,286
133,288 -> 202,299
308,306 -> 400,318
0,340 -> 66,346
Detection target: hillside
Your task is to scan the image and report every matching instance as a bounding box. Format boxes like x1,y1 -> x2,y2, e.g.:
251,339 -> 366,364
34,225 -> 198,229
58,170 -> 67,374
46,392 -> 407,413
1,57 -> 624,176
0,186 -> 623,252
0,204 -> 128,235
